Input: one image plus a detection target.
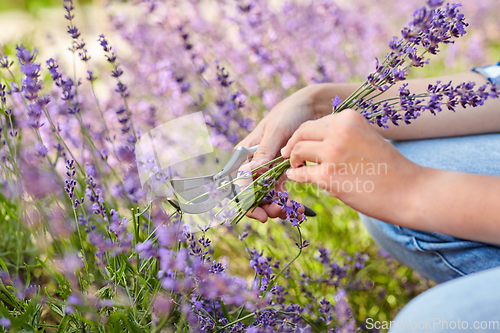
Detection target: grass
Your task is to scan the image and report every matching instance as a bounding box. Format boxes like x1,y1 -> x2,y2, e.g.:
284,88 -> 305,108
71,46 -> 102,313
210,182 -> 433,330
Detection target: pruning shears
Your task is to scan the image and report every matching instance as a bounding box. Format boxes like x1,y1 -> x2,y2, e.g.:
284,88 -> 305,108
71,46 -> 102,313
168,145 -> 316,216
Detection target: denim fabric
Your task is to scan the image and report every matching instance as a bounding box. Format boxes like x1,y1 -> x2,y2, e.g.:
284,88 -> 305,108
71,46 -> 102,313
359,133 -> 500,283
388,266 -> 500,333
359,133 -> 500,331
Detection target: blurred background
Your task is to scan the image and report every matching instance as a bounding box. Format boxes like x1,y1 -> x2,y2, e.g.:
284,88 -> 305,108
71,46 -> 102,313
0,0 -> 103,62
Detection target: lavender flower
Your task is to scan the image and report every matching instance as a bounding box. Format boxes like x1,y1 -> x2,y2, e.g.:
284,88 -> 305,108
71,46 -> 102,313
249,248 -> 275,292
64,159 -> 77,200
334,288 -> 356,333
0,53 -> 13,69
98,34 -> 137,140
271,283 -> 288,306
360,80 -> 499,128
318,247 -> 331,266
253,309 -> 277,328
15,45 -> 49,128
136,240 -> 155,259
85,167 -> 106,216
1,0 -> 493,331
266,190 -> 306,227
17,47 -> 42,101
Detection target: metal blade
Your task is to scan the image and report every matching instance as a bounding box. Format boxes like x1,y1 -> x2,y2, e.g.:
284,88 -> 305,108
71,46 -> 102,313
170,175 -> 215,200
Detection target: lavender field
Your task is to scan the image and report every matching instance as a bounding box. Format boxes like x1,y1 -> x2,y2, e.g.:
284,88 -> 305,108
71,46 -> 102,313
0,0 -> 499,331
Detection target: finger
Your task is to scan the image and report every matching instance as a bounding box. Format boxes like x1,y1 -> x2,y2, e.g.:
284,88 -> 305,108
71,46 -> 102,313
262,202 -> 284,218
277,200 -> 306,220
289,141 -> 324,169
275,176 -> 287,192
246,206 -> 269,223
286,164 -> 322,184
235,162 -> 255,200
251,132 -> 283,167
281,120 -> 326,158
235,121 -> 265,150
262,178 -> 287,218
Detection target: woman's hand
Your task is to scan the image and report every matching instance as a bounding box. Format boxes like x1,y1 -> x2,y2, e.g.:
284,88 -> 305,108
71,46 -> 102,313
281,110 -> 425,222
236,85 -> 334,222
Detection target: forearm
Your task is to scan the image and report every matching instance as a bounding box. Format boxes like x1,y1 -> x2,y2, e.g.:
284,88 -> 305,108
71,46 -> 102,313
307,72 -> 500,140
392,167 -> 500,245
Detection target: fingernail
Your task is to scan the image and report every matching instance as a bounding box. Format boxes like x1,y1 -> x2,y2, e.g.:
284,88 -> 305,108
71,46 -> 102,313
280,147 -> 286,156
286,168 -> 293,176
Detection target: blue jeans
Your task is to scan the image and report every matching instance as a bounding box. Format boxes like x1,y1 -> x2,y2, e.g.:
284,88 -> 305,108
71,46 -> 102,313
358,133 -> 500,331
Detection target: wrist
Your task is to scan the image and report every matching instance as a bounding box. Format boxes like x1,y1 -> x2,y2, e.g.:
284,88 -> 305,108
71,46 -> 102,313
400,165 -> 439,228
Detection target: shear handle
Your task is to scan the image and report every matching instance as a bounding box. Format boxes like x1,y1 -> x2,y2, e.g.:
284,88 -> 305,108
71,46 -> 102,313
214,145 -> 258,180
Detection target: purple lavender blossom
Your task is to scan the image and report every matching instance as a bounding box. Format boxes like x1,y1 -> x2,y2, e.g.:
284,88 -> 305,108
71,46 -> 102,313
347,1 -> 472,121
208,260 -> 227,274
318,247 -> 331,266
98,34 -> 137,140
16,45 -> 49,128
319,297 -> 332,325
64,159 -> 77,200
266,190 -> 306,227
0,53 -> 13,69
249,248 -> 275,292
63,0 -> 91,62
0,318 -> 11,329
17,46 -> 42,102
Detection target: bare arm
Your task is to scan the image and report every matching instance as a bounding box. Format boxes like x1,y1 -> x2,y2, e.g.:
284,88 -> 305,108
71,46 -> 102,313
410,167 -> 500,245
308,71 -> 500,140
282,110 -> 500,245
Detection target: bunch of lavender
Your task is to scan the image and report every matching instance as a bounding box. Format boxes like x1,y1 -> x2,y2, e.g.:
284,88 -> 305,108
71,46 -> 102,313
113,0 -> 499,128
227,0 -> 500,225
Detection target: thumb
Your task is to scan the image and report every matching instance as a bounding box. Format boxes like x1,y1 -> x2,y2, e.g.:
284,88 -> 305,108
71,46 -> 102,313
251,134 -> 282,167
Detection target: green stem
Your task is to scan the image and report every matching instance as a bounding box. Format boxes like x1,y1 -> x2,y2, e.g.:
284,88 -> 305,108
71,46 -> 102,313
264,227 -> 303,294
214,313 -> 255,333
